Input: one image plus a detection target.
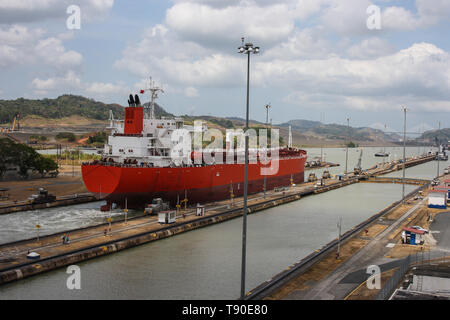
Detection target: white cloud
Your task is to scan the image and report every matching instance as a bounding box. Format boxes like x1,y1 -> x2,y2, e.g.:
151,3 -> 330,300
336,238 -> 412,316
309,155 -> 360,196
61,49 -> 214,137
381,0 -> 450,31
264,27 -> 332,60
31,73 -> 132,101
9,0 -> 445,120
291,0 -> 326,20
35,37 -> 82,68
31,70 -> 81,92
0,25 -> 82,69
381,6 -> 421,31
114,24 -> 240,87
416,0 -> 450,25
86,82 -> 126,94
270,42 -> 450,112
116,2 -> 450,114
347,37 -> 395,59
0,0 -> 114,24
165,2 -> 294,48
319,0 -> 373,35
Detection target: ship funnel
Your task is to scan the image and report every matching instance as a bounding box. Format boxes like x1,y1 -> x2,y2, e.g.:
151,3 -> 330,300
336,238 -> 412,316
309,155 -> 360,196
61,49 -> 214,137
134,94 -> 141,106
129,94 -> 135,106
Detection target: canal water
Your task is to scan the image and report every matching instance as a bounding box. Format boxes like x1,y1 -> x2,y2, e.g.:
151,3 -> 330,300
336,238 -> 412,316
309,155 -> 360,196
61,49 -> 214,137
0,147 -> 447,299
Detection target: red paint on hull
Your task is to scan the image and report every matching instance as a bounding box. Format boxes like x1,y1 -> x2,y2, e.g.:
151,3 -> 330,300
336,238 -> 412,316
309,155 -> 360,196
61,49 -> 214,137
82,156 -> 306,208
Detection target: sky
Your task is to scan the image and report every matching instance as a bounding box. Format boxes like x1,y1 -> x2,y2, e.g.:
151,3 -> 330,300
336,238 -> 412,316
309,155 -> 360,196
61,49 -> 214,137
0,0 -> 449,134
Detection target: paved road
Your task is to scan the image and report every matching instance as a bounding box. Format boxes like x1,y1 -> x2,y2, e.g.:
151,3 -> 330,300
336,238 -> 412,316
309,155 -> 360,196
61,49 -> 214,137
430,211 -> 450,250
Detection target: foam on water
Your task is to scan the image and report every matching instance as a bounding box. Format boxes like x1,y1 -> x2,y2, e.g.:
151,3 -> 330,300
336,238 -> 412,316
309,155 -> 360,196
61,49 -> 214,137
0,201 -> 140,244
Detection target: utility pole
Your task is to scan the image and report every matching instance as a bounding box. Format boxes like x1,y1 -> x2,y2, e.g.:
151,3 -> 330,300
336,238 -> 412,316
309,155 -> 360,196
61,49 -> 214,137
263,104 -> 271,199
383,124 -> 387,166
238,38 -> 259,300
402,106 -> 407,203
265,104 -> 271,125
345,118 -> 350,175
337,217 -> 342,258
288,125 -> 292,148
437,121 -> 441,178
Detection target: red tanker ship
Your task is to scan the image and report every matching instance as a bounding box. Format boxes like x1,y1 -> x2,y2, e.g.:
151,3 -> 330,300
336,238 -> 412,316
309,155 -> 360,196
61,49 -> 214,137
81,86 -> 307,209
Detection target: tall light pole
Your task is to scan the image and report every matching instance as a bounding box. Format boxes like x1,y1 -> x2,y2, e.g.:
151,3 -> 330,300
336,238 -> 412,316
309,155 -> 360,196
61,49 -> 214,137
265,103 -> 271,124
337,217 -> 342,258
345,118 -> 350,175
263,104 -> 271,199
402,106 -> 407,203
238,38 -> 259,299
437,121 -> 441,178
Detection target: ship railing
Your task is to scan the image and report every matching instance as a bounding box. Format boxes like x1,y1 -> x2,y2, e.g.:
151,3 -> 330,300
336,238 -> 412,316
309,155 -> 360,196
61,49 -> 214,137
82,154 -> 306,168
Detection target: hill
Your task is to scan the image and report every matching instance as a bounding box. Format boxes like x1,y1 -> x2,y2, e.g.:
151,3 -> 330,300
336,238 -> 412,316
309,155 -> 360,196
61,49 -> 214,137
416,128 -> 450,145
0,95 -> 172,125
3,94 -> 440,147
277,120 -> 399,144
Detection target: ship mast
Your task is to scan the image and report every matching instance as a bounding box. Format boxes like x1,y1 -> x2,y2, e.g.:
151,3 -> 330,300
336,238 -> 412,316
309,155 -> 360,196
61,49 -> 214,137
142,77 -> 164,119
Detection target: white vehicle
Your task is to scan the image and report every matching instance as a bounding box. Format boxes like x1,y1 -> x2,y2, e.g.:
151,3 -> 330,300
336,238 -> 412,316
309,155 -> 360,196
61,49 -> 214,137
411,226 -> 429,234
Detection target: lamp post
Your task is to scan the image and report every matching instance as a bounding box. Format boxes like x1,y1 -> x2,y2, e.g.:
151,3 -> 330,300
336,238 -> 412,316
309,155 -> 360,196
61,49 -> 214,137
437,121 -> 441,178
238,38 -> 259,300
264,104 -> 271,199
345,118 -> 350,175
401,106 -> 407,203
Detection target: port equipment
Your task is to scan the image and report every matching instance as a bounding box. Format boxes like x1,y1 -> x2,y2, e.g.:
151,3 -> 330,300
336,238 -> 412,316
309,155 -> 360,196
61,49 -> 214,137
158,210 -> 176,224
181,198 -> 188,210
181,189 -> 188,210
11,113 -> 20,131
144,198 -> 169,215
28,188 -> 56,204
308,173 -> 317,182
354,148 -> 363,175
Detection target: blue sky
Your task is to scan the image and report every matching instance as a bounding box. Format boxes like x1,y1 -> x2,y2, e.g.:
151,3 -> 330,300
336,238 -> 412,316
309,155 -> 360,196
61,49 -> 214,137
0,0 -> 449,134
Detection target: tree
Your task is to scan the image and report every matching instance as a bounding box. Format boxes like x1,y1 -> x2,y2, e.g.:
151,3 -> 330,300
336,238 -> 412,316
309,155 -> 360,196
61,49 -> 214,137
0,138 -> 58,179
35,156 -> 59,177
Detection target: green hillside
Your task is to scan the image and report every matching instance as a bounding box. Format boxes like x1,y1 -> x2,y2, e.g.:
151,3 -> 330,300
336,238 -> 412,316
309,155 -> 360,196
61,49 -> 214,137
417,128 -> 450,144
0,95 -> 172,124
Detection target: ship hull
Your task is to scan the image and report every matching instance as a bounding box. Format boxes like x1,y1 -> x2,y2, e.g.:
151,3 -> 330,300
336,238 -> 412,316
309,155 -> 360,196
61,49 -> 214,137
82,157 -> 306,208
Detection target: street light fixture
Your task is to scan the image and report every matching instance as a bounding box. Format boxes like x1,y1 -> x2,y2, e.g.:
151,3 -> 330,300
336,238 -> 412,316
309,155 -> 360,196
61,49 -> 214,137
238,37 -> 259,300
